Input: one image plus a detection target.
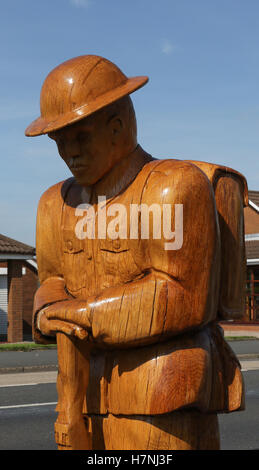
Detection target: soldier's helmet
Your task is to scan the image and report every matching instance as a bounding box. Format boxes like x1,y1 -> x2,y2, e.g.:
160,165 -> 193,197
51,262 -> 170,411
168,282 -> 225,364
25,55 -> 148,137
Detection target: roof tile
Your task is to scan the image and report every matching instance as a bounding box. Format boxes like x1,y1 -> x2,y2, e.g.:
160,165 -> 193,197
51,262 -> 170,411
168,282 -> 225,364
0,234 -> 35,256
248,190 -> 259,208
246,240 -> 259,260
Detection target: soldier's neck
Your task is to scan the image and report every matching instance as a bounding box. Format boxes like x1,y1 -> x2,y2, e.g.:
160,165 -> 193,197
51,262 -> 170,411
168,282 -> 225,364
90,145 -> 154,203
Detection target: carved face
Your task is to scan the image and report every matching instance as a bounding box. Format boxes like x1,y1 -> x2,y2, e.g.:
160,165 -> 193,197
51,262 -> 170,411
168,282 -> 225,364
48,107 -> 126,186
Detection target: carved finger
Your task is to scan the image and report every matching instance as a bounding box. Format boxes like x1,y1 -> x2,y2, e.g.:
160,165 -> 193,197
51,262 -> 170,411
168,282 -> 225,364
39,315 -> 88,339
74,326 -> 89,340
44,304 -> 91,330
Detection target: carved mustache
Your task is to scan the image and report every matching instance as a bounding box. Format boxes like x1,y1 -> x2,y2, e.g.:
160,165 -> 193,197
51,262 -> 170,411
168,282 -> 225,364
68,156 -> 88,169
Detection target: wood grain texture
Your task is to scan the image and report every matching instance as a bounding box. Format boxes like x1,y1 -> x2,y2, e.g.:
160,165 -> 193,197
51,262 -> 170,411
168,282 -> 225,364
28,55 -> 246,450
55,333 -> 92,450
188,161 -> 248,320
25,55 -> 148,137
88,411 -> 220,450
33,152 -> 246,447
32,277 -> 71,344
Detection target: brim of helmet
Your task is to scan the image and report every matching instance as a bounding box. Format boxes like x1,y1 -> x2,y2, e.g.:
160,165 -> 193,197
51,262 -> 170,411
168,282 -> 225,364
25,75 -> 148,137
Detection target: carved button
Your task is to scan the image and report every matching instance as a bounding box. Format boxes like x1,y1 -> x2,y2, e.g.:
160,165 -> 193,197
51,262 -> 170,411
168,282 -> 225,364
113,240 -> 121,250
67,240 -> 73,251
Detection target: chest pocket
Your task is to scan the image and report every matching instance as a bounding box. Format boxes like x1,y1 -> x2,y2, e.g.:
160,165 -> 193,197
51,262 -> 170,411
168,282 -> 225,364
99,238 -> 140,282
62,229 -> 86,293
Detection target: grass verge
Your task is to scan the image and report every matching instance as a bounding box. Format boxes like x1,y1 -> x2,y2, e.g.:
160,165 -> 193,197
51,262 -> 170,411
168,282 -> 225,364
0,337 -> 257,351
225,336 -> 258,341
0,342 -> 56,351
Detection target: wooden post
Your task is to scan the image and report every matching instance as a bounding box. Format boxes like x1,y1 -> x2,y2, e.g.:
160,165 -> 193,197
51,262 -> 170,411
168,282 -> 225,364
54,333 -> 92,450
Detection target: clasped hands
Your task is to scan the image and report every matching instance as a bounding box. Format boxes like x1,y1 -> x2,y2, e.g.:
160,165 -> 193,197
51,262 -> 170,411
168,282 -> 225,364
37,299 -> 94,340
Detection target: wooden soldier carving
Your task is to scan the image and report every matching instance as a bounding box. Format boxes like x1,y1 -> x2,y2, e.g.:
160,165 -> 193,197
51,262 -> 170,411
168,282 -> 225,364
25,55 -> 247,450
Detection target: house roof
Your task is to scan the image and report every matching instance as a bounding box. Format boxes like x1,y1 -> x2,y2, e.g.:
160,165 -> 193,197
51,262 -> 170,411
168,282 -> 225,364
248,190 -> 259,210
246,239 -> 259,261
0,234 -> 35,256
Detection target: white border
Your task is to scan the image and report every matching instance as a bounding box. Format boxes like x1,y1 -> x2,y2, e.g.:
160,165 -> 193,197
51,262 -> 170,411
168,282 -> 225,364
249,200 -> 259,213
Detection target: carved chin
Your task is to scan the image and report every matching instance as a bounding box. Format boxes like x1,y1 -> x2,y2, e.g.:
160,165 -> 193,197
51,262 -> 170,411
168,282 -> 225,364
73,171 -> 99,187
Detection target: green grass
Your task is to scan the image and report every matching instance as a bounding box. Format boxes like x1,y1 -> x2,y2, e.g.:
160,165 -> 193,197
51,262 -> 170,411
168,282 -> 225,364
0,336 -> 257,351
0,342 -> 56,351
225,336 -> 258,341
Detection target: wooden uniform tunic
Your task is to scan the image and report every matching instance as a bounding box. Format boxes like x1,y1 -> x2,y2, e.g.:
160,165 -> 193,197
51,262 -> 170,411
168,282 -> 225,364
33,146 -> 247,417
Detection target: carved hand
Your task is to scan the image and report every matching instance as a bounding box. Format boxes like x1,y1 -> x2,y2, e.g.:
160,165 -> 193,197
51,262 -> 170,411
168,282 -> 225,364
38,300 -> 93,340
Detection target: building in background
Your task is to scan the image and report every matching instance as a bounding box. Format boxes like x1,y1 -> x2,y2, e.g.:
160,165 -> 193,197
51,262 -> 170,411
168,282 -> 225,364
244,191 -> 259,322
0,234 -> 38,343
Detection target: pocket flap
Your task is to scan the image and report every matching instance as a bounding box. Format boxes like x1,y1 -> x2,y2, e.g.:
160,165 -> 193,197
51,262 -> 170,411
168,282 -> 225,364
63,229 -> 84,253
99,238 -> 129,253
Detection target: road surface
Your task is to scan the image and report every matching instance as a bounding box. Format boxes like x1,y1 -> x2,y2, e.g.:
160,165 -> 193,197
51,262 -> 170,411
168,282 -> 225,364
0,361 -> 258,450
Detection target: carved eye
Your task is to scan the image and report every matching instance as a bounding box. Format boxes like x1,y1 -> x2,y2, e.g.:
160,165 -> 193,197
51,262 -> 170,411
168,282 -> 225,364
77,132 -> 86,142
78,131 -> 91,145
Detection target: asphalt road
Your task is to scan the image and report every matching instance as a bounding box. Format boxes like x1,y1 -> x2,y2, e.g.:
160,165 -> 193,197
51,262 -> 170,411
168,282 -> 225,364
0,365 -> 258,450
218,369 -> 259,450
0,373 -> 58,450
0,348 -> 58,370
0,339 -> 258,372
228,339 -> 259,356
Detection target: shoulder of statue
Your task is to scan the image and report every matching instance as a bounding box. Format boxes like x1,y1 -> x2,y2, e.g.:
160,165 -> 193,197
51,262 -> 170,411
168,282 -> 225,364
139,158 -> 213,205
141,157 -> 210,178
38,177 -> 75,208
185,160 -> 248,206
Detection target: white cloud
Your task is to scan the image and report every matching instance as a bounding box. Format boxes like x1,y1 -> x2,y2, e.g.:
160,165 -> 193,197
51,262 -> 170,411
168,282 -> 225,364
70,0 -> 91,7
161,40 -> 176,55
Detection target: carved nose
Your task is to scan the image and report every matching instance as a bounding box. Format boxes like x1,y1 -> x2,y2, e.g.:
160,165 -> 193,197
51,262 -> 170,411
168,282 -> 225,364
66,138 -> 80,157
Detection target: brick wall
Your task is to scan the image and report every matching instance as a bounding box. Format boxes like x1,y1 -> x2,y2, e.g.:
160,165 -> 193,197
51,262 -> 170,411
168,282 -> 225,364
7,260 -> 23,342
22,262 -> 38,340
0,260 -> 38,342
244,206 -> 259,234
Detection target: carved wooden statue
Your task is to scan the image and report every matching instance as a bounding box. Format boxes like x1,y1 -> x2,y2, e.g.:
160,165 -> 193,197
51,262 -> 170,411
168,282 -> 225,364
25,55 -> 246,450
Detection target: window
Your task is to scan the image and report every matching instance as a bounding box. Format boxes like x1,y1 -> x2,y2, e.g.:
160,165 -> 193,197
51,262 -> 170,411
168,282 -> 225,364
246,268 -> 259,321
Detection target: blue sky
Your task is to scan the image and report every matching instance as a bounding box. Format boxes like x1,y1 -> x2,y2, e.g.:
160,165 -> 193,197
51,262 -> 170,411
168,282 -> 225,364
1,0 -> 259,245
